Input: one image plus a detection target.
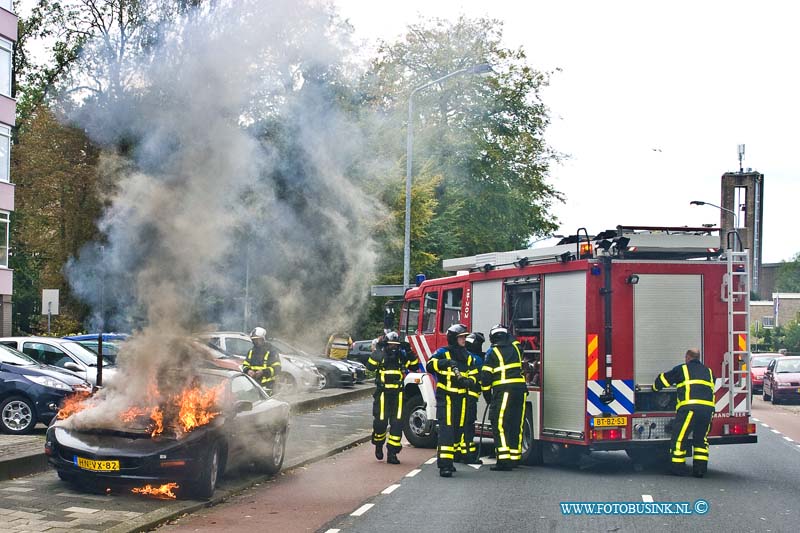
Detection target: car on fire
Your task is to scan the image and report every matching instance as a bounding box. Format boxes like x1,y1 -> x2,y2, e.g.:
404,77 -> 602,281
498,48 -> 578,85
762,356 -> 800,405
0,344 -> 92,434
0,337 -> 117,387
45,368 -> 290,499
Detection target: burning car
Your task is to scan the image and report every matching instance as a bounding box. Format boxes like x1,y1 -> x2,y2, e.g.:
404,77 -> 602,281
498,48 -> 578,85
45,368 -> 289,499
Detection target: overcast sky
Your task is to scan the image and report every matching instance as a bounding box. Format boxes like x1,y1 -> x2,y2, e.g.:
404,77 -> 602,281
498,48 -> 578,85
335,0 -> 799,263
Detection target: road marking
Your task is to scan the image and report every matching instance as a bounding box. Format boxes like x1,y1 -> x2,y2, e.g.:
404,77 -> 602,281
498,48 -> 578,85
784,436 -> 794,442
324,529 -> 341,533
309,424 -> 327,428
642,495 -> 654,503
425,457 -> 437,465
761,423 -> 770,428
351,504 -> 374,517
771,429 -> 781,434
63,507 -> 99,514
752,417 -> 760,422
382,484 -> 401,494
406,469 -> 422,477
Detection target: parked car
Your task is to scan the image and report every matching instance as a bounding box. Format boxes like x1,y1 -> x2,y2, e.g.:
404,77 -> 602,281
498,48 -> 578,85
0,337 -> 117,387
197,332 -> 322,393
0,344 -> 92,434
750,353 -> 784,395
348,340 -> 374,365
267,338 -> 356,389
762,356 -> 800,405
46,367 -> 289,499
63,334 -> 130,363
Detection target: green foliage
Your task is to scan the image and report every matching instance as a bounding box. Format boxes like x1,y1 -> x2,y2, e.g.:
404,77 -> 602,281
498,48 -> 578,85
775,252 -> 800,292
783,320 -> 800,353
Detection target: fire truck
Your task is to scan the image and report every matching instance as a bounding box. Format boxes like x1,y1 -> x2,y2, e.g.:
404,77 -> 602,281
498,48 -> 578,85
398,225 -> 757,464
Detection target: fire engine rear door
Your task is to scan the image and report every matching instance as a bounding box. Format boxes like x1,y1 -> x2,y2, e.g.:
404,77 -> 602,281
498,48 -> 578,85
542,270 -> 586,435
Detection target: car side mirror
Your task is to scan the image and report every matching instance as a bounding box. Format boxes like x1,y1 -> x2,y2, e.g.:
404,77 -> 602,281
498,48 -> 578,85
64,362 -> 82,372
234,400 -> 253,414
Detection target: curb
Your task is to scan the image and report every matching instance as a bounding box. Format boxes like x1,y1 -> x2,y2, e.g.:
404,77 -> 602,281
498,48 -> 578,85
106,396 -> 374,533
0,385 -> 374,483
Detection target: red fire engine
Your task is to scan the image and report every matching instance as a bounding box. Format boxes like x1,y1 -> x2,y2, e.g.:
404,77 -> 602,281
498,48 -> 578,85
398,225 -> 757,464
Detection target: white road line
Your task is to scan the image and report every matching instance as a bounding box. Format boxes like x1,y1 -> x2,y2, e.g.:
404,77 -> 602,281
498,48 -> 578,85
382,484 -> 401,495
642,495 -> 654,503
771,429 -> 781,434
324,530 -> 341,533
406,469 -> 422,477
761,423 -> 770,428
784,436 -> 794,442
752,417 -> 760,422
425,457 -> 437,465
351,504 -> 374,517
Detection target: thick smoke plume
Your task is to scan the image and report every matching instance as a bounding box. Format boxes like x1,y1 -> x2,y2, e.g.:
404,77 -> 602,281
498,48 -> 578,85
63,0 -> 382,427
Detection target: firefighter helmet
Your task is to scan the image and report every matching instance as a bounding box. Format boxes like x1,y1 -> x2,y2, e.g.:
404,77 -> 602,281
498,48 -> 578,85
249,326 -> 267,342
489,324 -> 509,344
385,331 -> 401,344
465,332 -> 485,354
446,323 -> 469,345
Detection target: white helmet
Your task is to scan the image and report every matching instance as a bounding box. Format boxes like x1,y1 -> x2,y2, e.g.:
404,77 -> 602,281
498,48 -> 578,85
249,326 -> 267,342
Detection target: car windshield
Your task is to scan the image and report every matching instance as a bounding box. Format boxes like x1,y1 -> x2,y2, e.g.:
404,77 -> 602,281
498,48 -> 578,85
0,344 -> 37,366
776,359 -> 800,373
61,341 -> 113,366
750,356 -> 774,368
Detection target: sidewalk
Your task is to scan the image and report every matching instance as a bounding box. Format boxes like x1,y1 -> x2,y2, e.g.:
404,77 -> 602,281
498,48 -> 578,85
0,383 -> 374,482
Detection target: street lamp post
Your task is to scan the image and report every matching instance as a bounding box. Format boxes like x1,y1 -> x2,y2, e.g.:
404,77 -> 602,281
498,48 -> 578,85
403,63 -> 493,289
690,200 -> 740,249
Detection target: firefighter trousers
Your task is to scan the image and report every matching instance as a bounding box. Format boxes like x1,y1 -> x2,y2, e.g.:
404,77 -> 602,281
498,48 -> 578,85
461,396 -> 479,461
670,405 -> 713,468
489,387 -> 527,466
372,388 -> 404,453
435,391 -> 466,469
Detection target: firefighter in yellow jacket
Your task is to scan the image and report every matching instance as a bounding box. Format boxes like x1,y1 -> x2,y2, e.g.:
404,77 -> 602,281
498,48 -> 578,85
653,348 -> 714,478
481,324 -> 527,471
242,327 -> 282,394
366,331 -> 418,464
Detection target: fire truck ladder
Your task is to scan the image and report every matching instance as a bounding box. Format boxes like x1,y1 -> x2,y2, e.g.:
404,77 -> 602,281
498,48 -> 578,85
722,248 -> 751,415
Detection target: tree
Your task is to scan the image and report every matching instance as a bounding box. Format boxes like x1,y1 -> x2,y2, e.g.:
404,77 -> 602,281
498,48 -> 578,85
361,16 -> 563,277
775,252 -> 800,292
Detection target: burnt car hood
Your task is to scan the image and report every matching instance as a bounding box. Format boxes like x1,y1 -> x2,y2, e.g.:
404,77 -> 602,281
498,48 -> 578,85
50,417 -> 224,455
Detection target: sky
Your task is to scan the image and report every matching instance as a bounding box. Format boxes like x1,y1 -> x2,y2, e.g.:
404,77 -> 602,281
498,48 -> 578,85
334,0 -> 799,263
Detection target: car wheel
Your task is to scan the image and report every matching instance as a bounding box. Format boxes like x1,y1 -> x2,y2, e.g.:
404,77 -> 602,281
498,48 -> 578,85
191,442 -> 221,500
317,371 -> 330,390
0,396 -> 37,435
402,395 -> 437,448
276,373 -> 298,395
772,392 -> 780,405
521,409 -> 543,466
763,386 -> 771,402
260,427 -> 287,474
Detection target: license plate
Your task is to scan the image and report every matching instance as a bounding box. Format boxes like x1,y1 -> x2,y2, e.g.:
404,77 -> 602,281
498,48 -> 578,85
75,456 -> 120,472
593,416 -> 626,428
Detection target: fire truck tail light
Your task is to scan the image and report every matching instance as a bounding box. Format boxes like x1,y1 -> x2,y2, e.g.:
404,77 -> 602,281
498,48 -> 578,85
731,423 -> 749,435
747,423 -> 756,434
591,428 -> 625,441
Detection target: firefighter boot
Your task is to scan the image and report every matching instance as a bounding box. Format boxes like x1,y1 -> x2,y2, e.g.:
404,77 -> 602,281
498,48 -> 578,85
375,444 -> 384,461
668,463 -> 687,476
387,451 -> 400,465
490,460 -> 512,472
439,467 -> 453,478
692,461 -> 707,478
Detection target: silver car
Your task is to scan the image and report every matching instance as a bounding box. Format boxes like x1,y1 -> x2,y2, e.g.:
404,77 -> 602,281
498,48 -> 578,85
0,336 -> 116,386
198,332 -> 322,394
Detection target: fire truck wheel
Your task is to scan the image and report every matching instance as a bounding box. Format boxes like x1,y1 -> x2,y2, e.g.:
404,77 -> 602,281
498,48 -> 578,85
402,395 -> 437,449
521,411 -> 543,466
192,442 -> 222,500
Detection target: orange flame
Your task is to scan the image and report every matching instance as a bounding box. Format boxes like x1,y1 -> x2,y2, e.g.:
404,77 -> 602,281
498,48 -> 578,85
131,482 -> 179,499
57,390 -> 93,420
176,384 -> 224,433
150,406 -> 164,437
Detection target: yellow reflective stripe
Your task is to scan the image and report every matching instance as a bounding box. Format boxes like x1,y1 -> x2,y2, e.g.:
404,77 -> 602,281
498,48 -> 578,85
492,378 -> 526,387
446,395 -> 452,426
693,447 -> 708,454
437,383 -> 466,394
498,391 -> 509,451
439,445 -> 455,452
679,379 -> 714,388
397,391 -> 404,419
671,457 -> 686,463
673,449 -> 686,456
676,399 -> 716,409
516,394 -> 527,455
659,374 -> 671,388
674,411 -> 694,456
379,392 -> 385,420
381,370 -> 403,375
459,397 -> 466,426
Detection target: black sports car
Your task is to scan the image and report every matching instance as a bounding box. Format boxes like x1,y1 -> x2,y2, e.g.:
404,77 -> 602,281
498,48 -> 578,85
45,368 -> 289,499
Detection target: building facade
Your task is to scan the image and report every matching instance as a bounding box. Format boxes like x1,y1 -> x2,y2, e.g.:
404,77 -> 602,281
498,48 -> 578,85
0,0 -> 15,336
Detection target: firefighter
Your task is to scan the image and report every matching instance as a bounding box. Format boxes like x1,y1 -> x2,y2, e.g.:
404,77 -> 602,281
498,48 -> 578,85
463,332 -> 486,464
653,348 -> 715,478
242,327 -> 282,394
426,323 -> 476,477
367,331 -> 418,464
481,324 -> 527,471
